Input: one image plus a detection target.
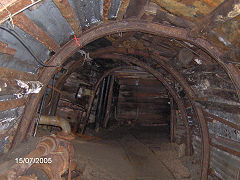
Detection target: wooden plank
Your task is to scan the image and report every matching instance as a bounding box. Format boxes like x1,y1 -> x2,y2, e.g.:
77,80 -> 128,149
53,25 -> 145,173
0,0 -> 32,22
103,0 -> 111,21
53,0 -> 82,35
204,111 -> 240,131
0,67 -> 37,81
117,0 -> 131,20
0,41 -> 16,55
13,13 -> 60,52
0,98 -> 26,112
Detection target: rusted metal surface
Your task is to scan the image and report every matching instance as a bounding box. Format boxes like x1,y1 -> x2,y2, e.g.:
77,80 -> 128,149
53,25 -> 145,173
103,0 -> 111,21
0,41 -> 16,56
53,0 -> 82,35
13,13 -> 60,52
0,67 -> 37,81
14,20 -> 239,180
117,0 -> 131,20
0,98 -> 26,112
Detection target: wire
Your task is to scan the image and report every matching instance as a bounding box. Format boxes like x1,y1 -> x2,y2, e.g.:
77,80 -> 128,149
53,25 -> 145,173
0,25 -> 58,67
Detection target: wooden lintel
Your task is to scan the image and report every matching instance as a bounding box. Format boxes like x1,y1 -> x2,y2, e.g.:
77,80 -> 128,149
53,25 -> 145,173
13,13 -> 60,52
53,0 -> 82,35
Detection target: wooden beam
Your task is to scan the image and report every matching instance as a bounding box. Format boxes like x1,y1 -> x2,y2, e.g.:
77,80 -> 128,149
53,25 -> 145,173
117,0 -> 131,20
0,41 -> 16,56
210,142 -> 240,158
53,0 -> 82,35
0,98 -> 26,112
0,67 -> 37,81
103,0 -> 111,21
0,0 -> 32,22
13,13 -> 60,52
204,111 -> 240,131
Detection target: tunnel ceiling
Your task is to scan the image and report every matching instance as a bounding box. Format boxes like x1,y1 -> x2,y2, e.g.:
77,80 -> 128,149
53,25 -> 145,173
0,0 -> 239,73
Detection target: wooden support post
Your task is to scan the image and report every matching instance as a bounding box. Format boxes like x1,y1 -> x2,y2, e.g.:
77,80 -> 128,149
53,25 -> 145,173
170,97 -> 176,142
104,75 -> 115,128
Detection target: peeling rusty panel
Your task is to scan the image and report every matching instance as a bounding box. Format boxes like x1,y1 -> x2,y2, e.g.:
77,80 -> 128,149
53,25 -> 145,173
0,98 -> 26,112
0,41 -> 16,56
103,0 -> 111,21
117,0 -> 130,20
0,67 -> 37,81
13,13 -> 60,52
0,0 -> 32,22
53,0 -> 82,35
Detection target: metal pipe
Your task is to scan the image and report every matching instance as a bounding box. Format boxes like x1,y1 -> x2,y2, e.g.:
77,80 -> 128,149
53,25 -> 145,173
39,115 -> 71,135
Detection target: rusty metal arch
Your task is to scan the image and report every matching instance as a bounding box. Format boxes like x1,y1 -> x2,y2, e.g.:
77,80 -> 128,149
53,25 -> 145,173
13,19 -> 238,180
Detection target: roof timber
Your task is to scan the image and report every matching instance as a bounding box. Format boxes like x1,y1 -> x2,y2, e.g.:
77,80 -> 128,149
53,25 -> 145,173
53,0 -> 82,35
13,13 -> 60,52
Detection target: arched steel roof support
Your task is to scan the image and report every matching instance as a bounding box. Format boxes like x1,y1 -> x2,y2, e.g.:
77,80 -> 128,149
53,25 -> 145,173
13,20 -> 239,180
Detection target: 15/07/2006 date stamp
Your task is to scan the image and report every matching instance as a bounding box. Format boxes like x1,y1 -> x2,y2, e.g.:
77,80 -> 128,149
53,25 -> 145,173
15,158 -> 52,164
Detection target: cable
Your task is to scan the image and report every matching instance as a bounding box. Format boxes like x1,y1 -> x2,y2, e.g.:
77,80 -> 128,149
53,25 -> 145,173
0,25 -> 58,67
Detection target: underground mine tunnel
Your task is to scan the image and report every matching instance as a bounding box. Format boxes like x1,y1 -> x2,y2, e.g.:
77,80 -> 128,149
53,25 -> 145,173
0,0 -> 240,179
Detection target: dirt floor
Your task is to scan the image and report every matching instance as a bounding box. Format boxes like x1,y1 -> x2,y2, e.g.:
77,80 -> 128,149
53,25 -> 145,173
72,126 -> 201,180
